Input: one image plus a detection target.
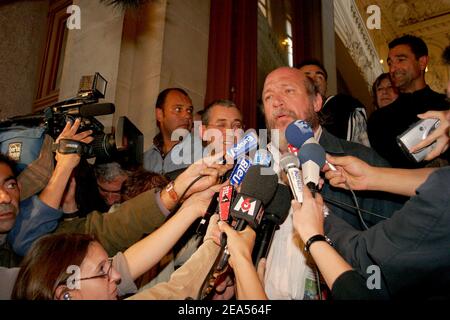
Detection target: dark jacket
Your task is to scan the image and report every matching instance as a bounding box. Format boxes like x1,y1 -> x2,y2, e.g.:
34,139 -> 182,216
368,86 -> 449,168
325,167 -> 450,299
319,129 -> 406,229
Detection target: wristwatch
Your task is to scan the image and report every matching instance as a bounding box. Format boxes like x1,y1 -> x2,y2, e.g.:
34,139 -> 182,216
165,181 -> 179,202
304,234 -> 332,253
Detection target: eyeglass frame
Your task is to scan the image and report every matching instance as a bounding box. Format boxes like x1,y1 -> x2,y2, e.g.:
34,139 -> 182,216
97,184 -> 122,196
78,257 -> 114,282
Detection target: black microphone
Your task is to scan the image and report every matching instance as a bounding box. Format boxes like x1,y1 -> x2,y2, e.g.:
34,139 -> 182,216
78,103 -> 115,117
216,165 -> 278,270
195,191 -> 220,237
195,175 -> 236,238
252,183 -> 291,266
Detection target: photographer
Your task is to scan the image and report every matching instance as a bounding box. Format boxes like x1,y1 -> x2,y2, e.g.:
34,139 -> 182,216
1,119 -> 92,260
8,143 -> 231,258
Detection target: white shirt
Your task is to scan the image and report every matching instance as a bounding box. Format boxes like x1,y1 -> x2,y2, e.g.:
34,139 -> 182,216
263,127 -> 323,300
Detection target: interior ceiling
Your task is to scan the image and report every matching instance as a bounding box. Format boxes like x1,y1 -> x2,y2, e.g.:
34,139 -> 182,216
355,0 -> 450,94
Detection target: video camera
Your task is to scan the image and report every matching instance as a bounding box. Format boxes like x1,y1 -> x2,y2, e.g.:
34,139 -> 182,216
0,73 -> 143,166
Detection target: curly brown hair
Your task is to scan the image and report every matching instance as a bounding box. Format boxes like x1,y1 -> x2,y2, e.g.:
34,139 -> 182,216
121,168 -> 169,201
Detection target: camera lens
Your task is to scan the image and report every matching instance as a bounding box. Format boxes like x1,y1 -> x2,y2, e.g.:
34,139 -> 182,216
89,133 -> 116,159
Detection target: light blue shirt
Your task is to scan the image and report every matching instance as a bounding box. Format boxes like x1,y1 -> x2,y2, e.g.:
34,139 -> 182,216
143,133 -> 203,175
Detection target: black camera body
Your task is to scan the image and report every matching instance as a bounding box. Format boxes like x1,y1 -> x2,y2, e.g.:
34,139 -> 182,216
1,73 -> 143,166
42,73 -> 116,160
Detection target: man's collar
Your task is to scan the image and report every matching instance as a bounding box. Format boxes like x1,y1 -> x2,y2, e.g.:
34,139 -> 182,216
152,132 -> 164,153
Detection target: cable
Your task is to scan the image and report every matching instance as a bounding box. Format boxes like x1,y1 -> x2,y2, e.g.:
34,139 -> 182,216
347,183 -> 369,230
177,175 -> 205,204
322,181 -> 391,230
322,195 -> 388,221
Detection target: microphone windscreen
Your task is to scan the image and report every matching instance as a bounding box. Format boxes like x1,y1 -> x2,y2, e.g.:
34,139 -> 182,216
279,153 -> 300,171
298,143 -> 326,168
264,184 -> 291,224
240,165 -> 278,206
79,103 -> 115,117
285,120 -> 314,148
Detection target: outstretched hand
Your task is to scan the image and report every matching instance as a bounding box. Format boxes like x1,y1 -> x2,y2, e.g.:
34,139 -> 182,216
175,153 -> 233,199
217,222 -> 256,269
324,154 -> 374,191
409,110 -> 449,161
292,186 -> 324,244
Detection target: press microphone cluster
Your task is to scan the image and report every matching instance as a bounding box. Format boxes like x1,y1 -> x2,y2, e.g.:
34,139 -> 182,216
285,120 -> 326,195
216,165 -> 278,270
252,183 -> 291,266
196,132 -> 262,237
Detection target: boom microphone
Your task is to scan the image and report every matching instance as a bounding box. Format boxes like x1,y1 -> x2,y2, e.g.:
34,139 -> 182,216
78,103 -> 115,117
252,184 -> 291,266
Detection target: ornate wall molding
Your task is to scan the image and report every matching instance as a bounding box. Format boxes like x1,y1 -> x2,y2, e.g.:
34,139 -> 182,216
334,0 -> 383,90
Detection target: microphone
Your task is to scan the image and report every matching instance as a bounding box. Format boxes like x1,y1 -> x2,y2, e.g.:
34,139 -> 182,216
253,149 -> 272,167
195,191 -> 219,237
196,153 -> 248,237
288,144 -> 299,156
285,120 -> 316,147
218,185 -> 235,223
229,156 -> 252,186
217,165 -> 278,270
252,184 -> 291,266
279,153 -> 303,202
230,165 -> 278,230
224,131 -> 259,163
285,119 -> 337,172
298,143 -> 326,195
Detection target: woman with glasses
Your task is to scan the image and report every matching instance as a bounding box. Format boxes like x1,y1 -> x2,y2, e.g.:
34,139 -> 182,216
10,213 -> 266,300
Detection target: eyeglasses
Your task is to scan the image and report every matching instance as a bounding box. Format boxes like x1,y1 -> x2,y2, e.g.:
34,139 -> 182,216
78,257 -> 114,282
207,122 -> 244,130
97,184 -> 122,196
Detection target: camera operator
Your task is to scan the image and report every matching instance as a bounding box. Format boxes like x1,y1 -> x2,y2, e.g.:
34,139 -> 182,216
2,119 -> 92,258
8,149 -> 231,259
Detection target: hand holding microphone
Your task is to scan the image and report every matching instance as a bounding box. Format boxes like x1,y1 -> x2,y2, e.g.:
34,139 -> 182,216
324,154 -> 374,191
291,187 -> 325,245
217,222 -> 256,270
